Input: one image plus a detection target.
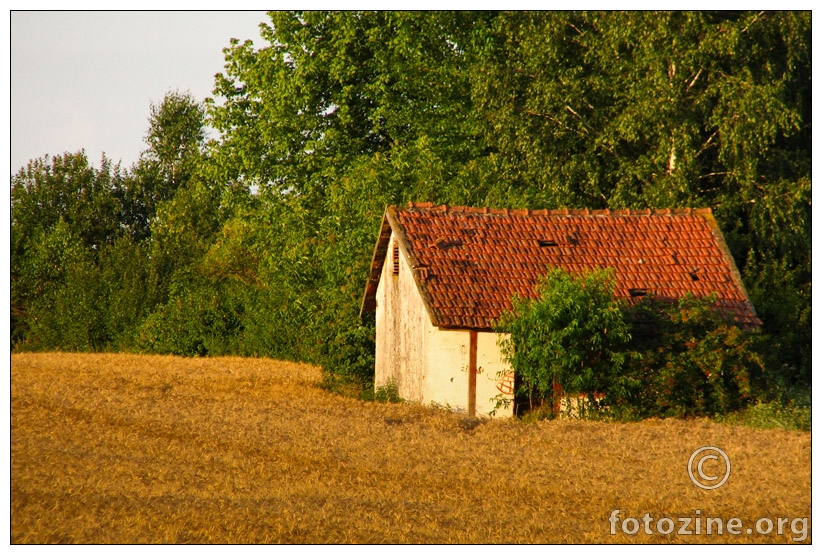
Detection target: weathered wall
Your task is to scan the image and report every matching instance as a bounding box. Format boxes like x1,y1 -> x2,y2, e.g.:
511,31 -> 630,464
476,332 -> 514,417
422,328 -> 513,417
374,233 -> 427,402
374,231 -> 514,417
423,325 -> 471,412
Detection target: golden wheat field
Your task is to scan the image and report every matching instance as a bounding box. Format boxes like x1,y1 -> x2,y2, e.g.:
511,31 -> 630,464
11,352 -> 810,544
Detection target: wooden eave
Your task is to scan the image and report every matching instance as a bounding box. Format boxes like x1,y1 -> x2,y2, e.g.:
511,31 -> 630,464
359,206 -> 446,329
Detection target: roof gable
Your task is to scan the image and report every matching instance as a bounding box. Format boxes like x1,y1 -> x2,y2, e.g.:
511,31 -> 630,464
361,203 -> 761,330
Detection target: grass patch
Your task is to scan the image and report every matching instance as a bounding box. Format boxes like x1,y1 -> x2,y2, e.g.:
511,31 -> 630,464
720,400 -> 811,431
357,379 -> 403,403
373,380 -> 403,403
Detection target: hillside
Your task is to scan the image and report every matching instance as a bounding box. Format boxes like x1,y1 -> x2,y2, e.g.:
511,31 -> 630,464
11,353 -> 810,543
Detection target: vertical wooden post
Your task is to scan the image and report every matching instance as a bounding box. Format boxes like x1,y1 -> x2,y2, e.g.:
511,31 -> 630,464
468,331 -> 478,418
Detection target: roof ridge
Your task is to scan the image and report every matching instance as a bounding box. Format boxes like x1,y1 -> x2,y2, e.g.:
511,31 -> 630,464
404,202 -> 712,216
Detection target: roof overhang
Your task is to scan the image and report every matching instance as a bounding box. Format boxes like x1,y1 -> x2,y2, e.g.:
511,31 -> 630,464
359,206 -> 454,328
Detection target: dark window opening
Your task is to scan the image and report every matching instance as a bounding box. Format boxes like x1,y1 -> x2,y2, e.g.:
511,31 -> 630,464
392,244 -> 400,275
537,239 -> 558,248
629,288 -> 648,297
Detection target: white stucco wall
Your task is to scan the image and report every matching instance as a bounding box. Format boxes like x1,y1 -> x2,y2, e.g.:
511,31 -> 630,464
476,331 -> 514,417
423,327 -> 514,417
374,234 -> 427,402
374,231 -> 514,417
423,326 -> 471,412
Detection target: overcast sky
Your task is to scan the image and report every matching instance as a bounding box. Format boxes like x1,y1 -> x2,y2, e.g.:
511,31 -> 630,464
10,11 -> 269,175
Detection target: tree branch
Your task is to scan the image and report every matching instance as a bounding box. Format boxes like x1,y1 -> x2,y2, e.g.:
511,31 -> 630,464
698,171 -> 732,179
565,105 -> 594,134
696,128 -> 720,157
741,11 -> 766,34
686,68 -> 702,91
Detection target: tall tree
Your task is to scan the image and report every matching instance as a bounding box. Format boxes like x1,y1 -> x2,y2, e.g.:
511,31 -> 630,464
143,89 -> 207,190
119,90 -> 210,241
207,11 -> 809,384
11,92 -> 214,351
11,152 -> 124,347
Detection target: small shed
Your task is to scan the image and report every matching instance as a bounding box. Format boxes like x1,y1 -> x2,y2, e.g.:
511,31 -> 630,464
360,203 -> 760,418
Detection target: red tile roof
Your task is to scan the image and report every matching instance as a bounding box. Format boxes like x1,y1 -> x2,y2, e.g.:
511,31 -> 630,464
361,203 -> 761,330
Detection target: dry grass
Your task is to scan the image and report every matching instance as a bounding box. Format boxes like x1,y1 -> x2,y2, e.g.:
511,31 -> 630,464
11,353 -> 810,544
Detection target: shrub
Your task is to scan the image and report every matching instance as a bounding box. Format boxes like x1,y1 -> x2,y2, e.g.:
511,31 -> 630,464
374,379 -> 403,403
622,294 -> 766,419
319,318 -> 376,394
495,267 -> 634,417
720,400 -> 810,431
135,273 -> 245,356
497,268 -> 767,421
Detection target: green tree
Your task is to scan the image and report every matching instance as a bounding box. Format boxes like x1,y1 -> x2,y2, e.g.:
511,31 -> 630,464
130,90 -> 226,335
11,152 -> 124,347
143,89 -> 207,190
121,90 -> 210,242
11,152 -> 124,256
206,11 -> 809,387
466,12 -> 810,210
624,294 -> 766,418
495,268 -> 633,416
209,11 -> 478,198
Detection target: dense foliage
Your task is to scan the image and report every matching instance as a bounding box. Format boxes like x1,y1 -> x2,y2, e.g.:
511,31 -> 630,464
11,12 -> 810,397
496,268 -> 768,419
623,294 -> 766,418
496,268 -> 633,415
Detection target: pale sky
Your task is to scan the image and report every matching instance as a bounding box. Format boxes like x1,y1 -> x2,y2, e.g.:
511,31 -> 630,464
10,11 -> 269,175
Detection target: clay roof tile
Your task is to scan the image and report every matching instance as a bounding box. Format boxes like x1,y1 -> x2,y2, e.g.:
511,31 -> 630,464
361,204 -> 760,329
